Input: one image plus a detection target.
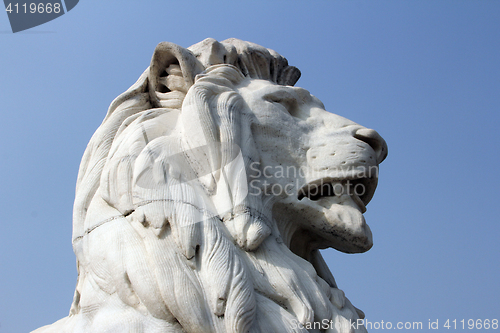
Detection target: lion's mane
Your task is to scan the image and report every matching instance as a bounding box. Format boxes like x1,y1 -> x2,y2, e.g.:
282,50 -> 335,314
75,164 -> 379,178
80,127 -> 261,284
58,39 -> 365,333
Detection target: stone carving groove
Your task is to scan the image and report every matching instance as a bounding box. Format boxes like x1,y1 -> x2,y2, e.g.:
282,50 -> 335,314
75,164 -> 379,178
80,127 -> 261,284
34,38 -> 387,333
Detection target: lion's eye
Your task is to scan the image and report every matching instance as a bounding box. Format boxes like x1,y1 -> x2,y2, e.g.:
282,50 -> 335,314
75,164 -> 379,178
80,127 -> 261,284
263,90 -> 299,117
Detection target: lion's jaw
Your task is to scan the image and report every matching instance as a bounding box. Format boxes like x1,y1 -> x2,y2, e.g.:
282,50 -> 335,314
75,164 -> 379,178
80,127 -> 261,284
237,78 -> 387,256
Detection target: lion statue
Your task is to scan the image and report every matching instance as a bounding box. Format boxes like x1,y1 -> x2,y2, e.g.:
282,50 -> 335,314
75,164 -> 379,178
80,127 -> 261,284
34,38 -> 387,333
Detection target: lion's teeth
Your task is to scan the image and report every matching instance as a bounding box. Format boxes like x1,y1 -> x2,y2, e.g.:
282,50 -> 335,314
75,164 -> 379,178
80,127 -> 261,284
298,179 -> 366,202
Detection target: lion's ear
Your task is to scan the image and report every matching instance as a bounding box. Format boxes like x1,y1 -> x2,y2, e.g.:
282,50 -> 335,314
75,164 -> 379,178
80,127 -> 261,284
148,42 -> 204,108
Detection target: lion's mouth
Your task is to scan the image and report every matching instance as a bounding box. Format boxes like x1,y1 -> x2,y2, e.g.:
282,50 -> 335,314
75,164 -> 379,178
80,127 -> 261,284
297,176 -> 377,213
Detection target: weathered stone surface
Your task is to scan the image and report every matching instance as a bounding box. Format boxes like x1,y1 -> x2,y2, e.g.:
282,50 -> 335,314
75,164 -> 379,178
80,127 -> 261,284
34,38 -> 387,333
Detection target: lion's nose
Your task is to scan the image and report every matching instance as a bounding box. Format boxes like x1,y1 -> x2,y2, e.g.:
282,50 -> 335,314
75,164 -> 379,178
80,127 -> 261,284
354,128 -> 388,164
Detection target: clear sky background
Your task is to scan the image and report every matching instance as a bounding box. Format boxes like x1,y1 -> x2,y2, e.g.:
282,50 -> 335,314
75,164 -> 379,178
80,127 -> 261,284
1,1 -> 499,332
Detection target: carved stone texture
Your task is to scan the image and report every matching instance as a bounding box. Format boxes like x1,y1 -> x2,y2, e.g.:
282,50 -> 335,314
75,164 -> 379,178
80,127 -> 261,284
33,38 -> 387,333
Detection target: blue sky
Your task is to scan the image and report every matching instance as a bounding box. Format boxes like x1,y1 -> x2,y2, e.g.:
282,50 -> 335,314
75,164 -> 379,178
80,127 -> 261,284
1,1 -> 499,332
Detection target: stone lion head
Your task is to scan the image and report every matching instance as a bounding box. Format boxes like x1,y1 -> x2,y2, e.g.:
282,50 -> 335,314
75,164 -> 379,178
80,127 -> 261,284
34,38 -> 387,333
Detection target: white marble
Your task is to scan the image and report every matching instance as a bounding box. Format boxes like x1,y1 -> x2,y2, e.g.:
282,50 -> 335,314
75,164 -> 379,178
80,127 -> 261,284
34,38 -> 387,333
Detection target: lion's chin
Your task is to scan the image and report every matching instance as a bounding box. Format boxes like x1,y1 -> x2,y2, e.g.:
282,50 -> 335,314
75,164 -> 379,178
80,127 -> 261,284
275,193 -> 373,255
319,194 -> 373,253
